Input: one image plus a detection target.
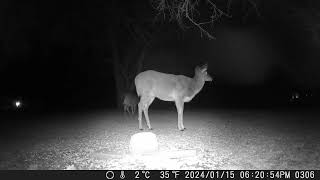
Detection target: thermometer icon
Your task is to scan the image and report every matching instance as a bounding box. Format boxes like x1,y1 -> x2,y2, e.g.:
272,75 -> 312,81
120,171 -> 125,179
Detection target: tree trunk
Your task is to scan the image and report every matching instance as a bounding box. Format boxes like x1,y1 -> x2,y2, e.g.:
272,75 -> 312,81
108,28 -> 125,108
108,0 -> 124,108
107,0 -> 148,108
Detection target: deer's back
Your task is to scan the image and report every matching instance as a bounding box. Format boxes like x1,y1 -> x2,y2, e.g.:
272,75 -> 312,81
135,70 -> 194,101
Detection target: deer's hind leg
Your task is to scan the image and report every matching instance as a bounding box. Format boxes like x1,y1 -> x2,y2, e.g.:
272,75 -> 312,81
138,100 -> 143,130
132,105 -> 136,115
138,95 -> 155,130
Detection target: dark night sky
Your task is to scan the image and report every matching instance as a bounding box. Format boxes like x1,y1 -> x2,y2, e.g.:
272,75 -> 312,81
0,0 -> 320,111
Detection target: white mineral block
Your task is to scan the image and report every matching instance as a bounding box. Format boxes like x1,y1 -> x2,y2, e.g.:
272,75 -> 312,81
129,132 -> 159,155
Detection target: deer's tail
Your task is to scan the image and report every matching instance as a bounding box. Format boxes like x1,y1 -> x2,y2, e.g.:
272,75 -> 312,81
134,76 -> 141,98
135,87 -> 141,98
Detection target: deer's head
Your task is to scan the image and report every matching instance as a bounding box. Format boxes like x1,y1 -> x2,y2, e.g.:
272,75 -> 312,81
195,63 -> 213,82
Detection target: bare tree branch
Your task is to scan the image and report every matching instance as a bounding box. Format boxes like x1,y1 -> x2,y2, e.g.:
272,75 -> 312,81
151,0 -> 231,39
247,0 -> 261,18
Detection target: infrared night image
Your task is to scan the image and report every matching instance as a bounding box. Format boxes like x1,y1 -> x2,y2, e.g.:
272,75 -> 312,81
0,0 -> 320,172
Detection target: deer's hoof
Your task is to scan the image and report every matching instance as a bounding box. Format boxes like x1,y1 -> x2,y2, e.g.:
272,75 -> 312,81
148,127 -> 153,130
139,128 -> 143,131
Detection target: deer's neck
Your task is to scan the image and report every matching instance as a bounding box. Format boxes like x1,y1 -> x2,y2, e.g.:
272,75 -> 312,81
184,74 -> 205,101
193,73 -> 205,91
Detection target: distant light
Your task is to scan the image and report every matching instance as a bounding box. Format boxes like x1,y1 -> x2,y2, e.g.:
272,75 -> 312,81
15,101 -> 21,108
291,92 -> 299,99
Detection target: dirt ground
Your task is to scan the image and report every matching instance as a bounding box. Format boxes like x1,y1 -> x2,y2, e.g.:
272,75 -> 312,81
0,109 -> 319,170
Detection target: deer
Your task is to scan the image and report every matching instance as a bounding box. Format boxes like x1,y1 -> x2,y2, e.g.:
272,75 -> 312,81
123,92 -> 139,116
134,63 -> 212,131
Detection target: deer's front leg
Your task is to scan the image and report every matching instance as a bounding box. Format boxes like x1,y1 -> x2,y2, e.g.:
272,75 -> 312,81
175,100 -> 185,131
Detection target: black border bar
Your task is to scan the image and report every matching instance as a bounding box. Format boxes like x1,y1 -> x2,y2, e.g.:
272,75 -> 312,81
0,170 -> 318,180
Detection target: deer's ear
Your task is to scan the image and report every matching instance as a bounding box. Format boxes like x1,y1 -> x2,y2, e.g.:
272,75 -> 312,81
200,63 -> 208,72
